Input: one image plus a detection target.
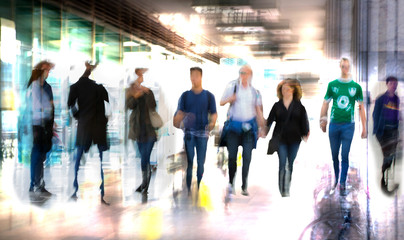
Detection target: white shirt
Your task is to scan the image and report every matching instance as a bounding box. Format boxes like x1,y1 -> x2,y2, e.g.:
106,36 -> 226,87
221,80 -> 262,122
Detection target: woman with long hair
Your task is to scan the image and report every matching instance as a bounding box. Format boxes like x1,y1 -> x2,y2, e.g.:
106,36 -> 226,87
28,60 -> 55,196
266,79 -> 309,197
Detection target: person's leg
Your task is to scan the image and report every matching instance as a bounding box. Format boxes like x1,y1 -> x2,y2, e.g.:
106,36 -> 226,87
379,128 -> 398,172
241,131 -> 254,193
142,141 -> 155,192
98,146 -> 105,197
30,144 -> 41,190
72,146 -> 84,197
329,123 -> 342,186
226,131 -> 239,187
195,136 -> 208,189
37,149 -> 47,189
284,142 -> 301,195
340,123 -> 355,185
277,144 -> 288,196
184,134 -> 195,192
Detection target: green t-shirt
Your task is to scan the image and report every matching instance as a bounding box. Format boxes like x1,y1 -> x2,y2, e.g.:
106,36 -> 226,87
324,79 -> 363,123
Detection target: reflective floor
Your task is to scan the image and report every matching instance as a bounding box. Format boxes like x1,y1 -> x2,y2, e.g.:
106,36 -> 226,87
0,130 -> 403,240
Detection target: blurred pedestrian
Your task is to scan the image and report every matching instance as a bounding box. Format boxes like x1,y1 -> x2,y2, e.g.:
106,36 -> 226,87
220,65 -> 265,196
320,58 -> 367,196
27,60 -> 55,197
68,61 -> 110,205
373,76 -> 400,188
126,68 -> 157,196
266,79 -> 309,197
173,67 -> 217,195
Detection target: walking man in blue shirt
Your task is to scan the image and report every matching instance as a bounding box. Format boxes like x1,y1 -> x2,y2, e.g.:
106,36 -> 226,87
174,67 -> 217,195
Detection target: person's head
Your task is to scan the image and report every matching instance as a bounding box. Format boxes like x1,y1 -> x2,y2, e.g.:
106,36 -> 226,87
239,65 -> 253,84
386,76 -> 398,94
340,58 -> 350,77
135,68 -> 148,83
27,60 -> 55,87
190,67 -> 203,89
277,78 -> 303,100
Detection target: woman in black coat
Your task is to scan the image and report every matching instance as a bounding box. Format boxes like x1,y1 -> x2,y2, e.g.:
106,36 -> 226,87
266,79 -> 310,197
67,62 -> 110,204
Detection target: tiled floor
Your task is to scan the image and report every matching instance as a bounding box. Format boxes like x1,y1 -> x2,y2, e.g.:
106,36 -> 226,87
0,132 -> 403,239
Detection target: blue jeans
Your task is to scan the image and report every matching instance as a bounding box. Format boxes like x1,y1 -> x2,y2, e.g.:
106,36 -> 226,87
184,134 -> 208,191
226,130 -> 254,190
73,145 -> 107,197
30,144 -> 47,189
137,141 -> 155,172
329,123 -> 355,185
277,142 -> 300,195
30,126 -> 48,190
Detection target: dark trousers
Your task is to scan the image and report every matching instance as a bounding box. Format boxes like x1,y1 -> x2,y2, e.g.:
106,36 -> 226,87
277,142 -> 300,195
30,126 -> 48,189
184,133 -> 208,190
226,130 -> 254,190
73,145 -> 106,196
377,126 -> 399,171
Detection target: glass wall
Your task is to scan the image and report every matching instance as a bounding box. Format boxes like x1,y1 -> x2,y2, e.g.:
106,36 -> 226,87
0,0 -> 215,168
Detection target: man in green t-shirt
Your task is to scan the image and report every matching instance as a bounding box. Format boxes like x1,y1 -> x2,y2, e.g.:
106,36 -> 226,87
320,58 -> 367,196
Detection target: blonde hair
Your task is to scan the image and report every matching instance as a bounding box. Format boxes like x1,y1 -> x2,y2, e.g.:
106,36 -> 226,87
276,78 -> 303,100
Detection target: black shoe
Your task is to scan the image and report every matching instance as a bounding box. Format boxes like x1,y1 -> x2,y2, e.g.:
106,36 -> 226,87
70,193 -> 78,201
135,184 -> 143,193
101,197 -> 110,206
38,187 -> 52,197
241,188 -> 249,196
29,186 -> 34,192
340,184 -> 347,196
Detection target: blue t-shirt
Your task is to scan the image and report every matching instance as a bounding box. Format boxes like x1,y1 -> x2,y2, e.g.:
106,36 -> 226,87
177,90 -> 217,135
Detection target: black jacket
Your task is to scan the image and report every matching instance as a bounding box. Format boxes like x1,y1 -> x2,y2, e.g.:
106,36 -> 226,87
68,77 -> 109,151
266,100 -> 309,145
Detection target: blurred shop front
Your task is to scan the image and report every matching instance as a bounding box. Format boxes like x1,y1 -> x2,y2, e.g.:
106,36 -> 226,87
0,0 -> 221,167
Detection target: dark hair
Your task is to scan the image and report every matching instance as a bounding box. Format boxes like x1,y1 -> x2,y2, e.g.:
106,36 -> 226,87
190,67 -> 202,75
27,60 -> 54,88
386,76 -> 398,84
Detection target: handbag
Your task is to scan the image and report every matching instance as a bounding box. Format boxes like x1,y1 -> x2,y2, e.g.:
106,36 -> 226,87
149,110 -> 163,129
267,102 -> 293,155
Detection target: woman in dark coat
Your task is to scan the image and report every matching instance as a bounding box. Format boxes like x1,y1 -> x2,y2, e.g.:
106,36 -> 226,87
126,68 -> 157,195
266,79 -> 310,197
67,62 -> 110,204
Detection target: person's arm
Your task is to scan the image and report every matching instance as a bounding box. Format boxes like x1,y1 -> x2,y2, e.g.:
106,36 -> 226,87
320,100 -> 330,132
220,94 -> 236,106
372,96 -> 382,135
173,110 -> 185,129
301,105 -> 310,142
67,84 -> 77,109
220,82 -> 236,106
125,94 -> 138,110
265,104 -> 277,135
173,93 -> 185,129
208,113 -> 218,131
358,101 -> 367,138
207,93 -> 218,131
